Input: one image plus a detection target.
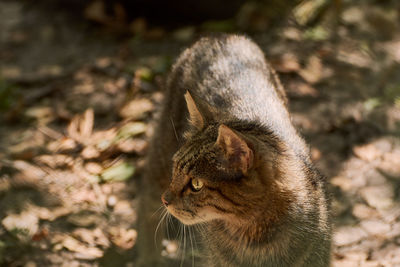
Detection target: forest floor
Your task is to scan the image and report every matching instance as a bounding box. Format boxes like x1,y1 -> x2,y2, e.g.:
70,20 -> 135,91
1,0 -> 400,266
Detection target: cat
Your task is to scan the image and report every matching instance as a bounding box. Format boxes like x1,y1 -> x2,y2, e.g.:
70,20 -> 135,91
137,34 -> 331,267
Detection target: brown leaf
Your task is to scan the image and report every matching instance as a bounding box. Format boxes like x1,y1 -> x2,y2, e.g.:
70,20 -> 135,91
67,115 -> 81,142
36,154 -> 74,169
286,80 -> 319,97
119,98 -> 154,120
130,17 -> 147,35
47,137 -> 77,153
353,144 -> 382,162
67,211 -> 103,227
80,109 -> 94,140
117,138 -> 147,154
334,226 -> 368,247
85,162 -> 103,174
81,146 -> 101,159
360,185 -> 394,210
32,227 -> 49,241
352,204 -> 379,220
2,211 -> 39,240
360,219 -> 390,236
62,236 -> 103,259
84,0 -> 110,24
73,228 -> 110,248
271,53 -> 300,73
299,55 -> 323,84
33,206 -> 71,221
109,227 -> 137,250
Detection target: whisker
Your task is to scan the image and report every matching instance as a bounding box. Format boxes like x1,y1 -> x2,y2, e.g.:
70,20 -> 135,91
170,116 -> 179,142
180,225 -> 187,267
154,209 -> 168,249
166,213 -> 172,240
189,226 -> 195,267
151,205 -> 166,218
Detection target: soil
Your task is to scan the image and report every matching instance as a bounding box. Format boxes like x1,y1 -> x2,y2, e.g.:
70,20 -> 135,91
0,0 -> 400,266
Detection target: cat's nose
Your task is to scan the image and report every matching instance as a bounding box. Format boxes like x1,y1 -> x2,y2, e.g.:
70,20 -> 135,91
161,190 -> 173,207
161,194 -> 169,207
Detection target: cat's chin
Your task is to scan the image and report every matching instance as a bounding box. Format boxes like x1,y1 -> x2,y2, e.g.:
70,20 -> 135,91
166,208 -> 203,225
167,207 -> 221,225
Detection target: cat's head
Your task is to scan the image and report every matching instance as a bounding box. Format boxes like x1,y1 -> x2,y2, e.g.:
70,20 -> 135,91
161,92 -> 285,225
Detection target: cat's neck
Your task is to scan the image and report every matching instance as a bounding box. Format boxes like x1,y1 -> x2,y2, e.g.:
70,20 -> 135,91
201,150 -> 314,266
203,214 -> 297,266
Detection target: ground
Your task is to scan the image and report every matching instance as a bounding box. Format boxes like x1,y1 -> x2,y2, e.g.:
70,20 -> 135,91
0,0 -> 400,266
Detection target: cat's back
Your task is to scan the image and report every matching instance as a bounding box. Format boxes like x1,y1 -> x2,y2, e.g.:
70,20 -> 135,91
168,35 -> 307,157
170,35 -> 277,111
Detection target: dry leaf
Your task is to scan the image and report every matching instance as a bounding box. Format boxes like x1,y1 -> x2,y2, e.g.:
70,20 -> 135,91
47,137 -> 77,153
299,55 -> 323,84
32,227 -> 49,241
117,138 -> 147,154
84,0 -> 110,24
62,236 -> 103,259
109,227 -> 137,250
353,144 -> 382,162
119,98 -> 154,120
67,211 -> 103,227
36,154 -> 74,169
101,161 -> 135,182
80,109 -> 94,139
2,211 -> 39,240
81,146 -> 101,159
85,162 -> 103,174
271,53 -> 300,73
73,228 -> 110,248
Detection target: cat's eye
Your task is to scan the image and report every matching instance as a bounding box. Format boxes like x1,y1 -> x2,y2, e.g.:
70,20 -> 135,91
191,178 -> 204,192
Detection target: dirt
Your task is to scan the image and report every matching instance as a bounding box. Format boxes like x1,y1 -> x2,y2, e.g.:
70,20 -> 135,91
0,0 -> 400,266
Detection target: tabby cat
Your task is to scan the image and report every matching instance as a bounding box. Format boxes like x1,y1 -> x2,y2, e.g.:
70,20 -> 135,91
137,34 -> 331,267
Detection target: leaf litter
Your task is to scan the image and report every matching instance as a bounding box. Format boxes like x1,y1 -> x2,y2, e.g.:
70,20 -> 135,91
1,0 -> 400,266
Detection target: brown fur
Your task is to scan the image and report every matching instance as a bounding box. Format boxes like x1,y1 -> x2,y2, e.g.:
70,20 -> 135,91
137,34 -> 331,266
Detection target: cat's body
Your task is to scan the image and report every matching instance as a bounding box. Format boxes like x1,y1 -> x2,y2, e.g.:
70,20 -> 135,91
137,35 -> 331,267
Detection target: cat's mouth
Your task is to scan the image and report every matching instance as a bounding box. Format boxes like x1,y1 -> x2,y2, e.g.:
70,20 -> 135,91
166,206 -> 200,225
166,206 -> 221,225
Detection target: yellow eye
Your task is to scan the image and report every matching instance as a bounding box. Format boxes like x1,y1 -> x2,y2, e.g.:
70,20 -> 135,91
191,178 -> 204,192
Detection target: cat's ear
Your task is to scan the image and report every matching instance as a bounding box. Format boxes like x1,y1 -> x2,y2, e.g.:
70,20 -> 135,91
216,124 -> 253,174
185,91 -> 204,130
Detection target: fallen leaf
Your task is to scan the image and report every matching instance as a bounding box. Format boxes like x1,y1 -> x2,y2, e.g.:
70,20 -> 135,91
172,26 -> 195,42
47,137 -> 77,153
80,109 -> 94,140
36,154 -> 74,169
101,161 -> 135,182
119,98 -> 154,120
360,220 -> 390,236
117,138 -> 147,154
360,185 -> 394,210
62,236 -> 103,259
130,17 -> 147,35
109,227 -> 137,250
73,228 -> 110,248
334,226 -> 368,246
2,211 -> 39,241
81,146 -> 101,159
67,211 -> 103,227
299,55 -> 323,84
271,53 -> 300,73
353,144 -> 382,162
84,0 -> 110,24
85,162 -> 103,174
32,227 -> 49,241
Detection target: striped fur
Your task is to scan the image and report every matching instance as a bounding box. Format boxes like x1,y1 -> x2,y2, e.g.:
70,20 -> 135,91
139,34 -> 331,267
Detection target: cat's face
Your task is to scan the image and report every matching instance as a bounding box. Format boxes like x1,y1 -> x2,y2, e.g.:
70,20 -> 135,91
161,92 -> 285,226
161,124 -> 271,226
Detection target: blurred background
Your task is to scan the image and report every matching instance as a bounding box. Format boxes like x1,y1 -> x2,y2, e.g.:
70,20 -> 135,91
0,0 -> 400,266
